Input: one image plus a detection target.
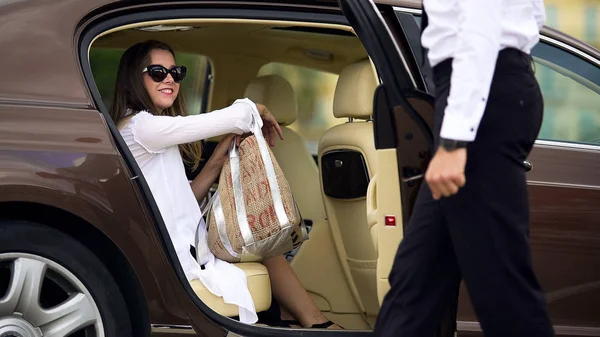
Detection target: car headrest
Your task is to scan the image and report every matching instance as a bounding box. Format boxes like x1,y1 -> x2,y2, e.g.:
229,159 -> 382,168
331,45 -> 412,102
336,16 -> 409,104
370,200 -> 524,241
333,59 -> 378,120
244,75 -> 298,126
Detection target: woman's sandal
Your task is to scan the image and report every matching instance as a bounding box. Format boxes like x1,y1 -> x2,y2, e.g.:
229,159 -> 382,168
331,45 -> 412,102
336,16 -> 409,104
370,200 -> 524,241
281,320 -> 342,329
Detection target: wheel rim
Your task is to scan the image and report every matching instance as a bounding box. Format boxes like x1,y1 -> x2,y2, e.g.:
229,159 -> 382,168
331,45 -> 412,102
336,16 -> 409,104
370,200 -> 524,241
0,253 -> 104,337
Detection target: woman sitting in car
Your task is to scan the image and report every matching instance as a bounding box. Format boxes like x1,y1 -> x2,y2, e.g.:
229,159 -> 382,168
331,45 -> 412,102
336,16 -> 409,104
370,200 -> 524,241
109,39 -> 342,330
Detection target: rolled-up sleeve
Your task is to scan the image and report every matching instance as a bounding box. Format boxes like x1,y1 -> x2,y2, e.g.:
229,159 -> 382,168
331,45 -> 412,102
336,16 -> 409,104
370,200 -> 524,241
439,0 -> 505,142
130,98 -> 258,153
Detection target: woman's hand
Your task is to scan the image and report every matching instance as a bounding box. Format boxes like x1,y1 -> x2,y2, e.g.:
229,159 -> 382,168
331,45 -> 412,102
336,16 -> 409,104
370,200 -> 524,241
255,103 -> 284,147
190,134 -> 236,202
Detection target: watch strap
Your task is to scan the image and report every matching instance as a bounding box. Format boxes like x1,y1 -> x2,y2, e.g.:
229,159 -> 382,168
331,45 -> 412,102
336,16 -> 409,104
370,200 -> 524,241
440,138 -> 468,151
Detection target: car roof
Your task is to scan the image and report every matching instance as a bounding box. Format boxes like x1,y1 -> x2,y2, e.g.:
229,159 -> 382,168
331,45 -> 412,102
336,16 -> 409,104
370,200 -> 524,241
373,0 -> 600,58
114,0 -> 599,57
1,0 -> 598,108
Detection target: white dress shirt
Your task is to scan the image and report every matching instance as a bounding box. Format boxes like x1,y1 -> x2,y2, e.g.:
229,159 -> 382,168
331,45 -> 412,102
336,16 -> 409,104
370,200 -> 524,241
421,0 -> 546,141
119,98 -> 261,323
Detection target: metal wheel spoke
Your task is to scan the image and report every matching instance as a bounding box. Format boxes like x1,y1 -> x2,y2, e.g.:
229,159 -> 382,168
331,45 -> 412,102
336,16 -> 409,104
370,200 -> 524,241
0,257 -> 46,317
38,293 -> 97,337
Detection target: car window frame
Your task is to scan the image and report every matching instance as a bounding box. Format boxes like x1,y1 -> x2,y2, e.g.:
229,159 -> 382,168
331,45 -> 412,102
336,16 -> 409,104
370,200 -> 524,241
532,34 -> 600,150
78,5 -> 386,337
391,5 -> 600,153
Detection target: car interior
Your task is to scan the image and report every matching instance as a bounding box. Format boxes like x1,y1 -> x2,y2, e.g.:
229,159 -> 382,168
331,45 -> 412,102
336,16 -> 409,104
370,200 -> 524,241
89,18 -> 405,331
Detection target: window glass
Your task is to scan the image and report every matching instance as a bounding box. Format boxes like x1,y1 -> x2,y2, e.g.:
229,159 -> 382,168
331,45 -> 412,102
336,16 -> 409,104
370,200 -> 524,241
408,12 -> 600,145
257,63 -> 343,156
531,43 -> 600,144
89,48 -> 210,115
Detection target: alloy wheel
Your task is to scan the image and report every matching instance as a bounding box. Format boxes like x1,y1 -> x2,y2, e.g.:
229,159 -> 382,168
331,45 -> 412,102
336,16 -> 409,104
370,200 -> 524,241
0,253 -> 104,337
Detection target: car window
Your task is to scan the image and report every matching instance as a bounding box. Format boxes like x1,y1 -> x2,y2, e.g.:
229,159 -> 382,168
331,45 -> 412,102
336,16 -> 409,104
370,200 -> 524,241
257,62 -> 343,156
532,42 -> 600,145
89,48 -> 211,115
399,10 -> 600,146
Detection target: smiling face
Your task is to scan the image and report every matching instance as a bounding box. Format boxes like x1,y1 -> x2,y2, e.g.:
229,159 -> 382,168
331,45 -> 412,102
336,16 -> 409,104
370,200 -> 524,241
143,49 -> 180,113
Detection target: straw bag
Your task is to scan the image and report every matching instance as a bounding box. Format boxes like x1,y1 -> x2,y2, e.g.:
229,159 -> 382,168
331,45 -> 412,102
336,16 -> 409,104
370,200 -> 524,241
203,108 -> 309,263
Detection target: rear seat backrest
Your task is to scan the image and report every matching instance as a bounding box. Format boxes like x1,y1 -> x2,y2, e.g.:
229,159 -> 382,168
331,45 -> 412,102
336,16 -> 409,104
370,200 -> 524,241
244,75 -> 326,222
318,59 -> 380,319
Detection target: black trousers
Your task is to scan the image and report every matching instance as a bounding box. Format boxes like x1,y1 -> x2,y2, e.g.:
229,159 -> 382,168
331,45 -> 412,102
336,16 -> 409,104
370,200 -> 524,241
374,48 -> 555,337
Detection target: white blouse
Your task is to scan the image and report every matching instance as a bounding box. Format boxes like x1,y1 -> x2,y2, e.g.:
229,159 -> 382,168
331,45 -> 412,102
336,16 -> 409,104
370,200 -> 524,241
119,98 -> 261,324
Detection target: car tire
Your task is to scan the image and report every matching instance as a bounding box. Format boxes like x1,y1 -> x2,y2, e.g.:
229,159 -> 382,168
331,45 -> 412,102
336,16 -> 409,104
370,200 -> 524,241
0,220 -> 132,337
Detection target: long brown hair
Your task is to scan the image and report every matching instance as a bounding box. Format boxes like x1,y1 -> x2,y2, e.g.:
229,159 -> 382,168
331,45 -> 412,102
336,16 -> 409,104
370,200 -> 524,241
109,40 -> 202,170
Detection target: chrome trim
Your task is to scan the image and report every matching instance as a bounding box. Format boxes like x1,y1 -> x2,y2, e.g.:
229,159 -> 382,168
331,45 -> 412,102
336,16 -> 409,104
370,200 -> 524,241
535,139 -> 600,152
458,321 -> 600,336
527,181 -> 600,191
151,324 -> 194,330
368,1 -> 417,87
393,6 -> 422,14
539,35 -> 600,67
552,325 -> 600,336
456,321 -> 481,332
523,159 -> 533,172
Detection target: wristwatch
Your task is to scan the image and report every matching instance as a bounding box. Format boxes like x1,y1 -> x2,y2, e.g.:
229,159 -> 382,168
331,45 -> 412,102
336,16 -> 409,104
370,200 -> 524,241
439,138 -> 468,152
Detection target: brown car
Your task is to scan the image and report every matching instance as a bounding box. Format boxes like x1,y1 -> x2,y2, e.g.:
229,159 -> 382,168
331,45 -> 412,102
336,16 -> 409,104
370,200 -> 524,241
1,0 -> 599,336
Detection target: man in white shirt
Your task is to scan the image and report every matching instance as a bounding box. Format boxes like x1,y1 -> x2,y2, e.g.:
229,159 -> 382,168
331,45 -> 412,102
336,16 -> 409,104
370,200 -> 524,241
374,1 -> 555,336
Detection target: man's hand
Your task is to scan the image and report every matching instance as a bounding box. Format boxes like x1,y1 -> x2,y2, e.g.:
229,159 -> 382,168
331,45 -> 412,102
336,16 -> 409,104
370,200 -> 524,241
425,146 -> 467,200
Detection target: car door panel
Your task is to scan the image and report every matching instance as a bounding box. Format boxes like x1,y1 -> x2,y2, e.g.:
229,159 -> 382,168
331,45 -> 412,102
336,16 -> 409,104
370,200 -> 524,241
337,4 -> 464,337
392,5 -> 600,336
457,145 -> 600,336
526,144 -> 600,333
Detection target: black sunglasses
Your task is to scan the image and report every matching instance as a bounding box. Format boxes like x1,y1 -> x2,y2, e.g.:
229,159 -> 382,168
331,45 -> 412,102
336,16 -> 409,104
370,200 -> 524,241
143,64 -> 187,83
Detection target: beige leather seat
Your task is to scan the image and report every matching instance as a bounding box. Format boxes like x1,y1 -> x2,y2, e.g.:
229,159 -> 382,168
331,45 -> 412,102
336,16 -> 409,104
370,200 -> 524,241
192,75 -> 326,320
244,74 -> 326,222
190,263 -> 271,317
318,59 -> 380,319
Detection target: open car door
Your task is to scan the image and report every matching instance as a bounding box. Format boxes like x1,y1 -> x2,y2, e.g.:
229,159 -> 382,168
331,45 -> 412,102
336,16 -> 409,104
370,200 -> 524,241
338,0 -> 456,335
338,0 -> 433,300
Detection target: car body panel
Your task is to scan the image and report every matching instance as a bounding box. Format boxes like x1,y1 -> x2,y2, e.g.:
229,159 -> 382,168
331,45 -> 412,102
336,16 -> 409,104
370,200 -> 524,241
0,0 -> 341,108
1,0 -> 600,335
525,144 -> 600,333
0,0 -> 103,106
0,104 -> 209,329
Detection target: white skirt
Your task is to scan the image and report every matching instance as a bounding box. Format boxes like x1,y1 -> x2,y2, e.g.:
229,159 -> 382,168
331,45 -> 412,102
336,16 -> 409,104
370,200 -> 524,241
195,217 -> 258,324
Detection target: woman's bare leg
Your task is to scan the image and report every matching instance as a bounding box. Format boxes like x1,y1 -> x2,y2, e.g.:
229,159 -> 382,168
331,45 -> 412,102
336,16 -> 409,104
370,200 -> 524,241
262,255 -> 342,329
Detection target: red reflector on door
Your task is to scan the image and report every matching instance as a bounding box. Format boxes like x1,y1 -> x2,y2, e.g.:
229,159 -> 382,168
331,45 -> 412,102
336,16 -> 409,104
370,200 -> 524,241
385,215 -> 396,227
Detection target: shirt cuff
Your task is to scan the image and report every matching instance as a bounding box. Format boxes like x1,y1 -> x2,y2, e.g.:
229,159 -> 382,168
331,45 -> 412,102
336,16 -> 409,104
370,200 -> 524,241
439,112 -> 478,142
231,98 -> 262,132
